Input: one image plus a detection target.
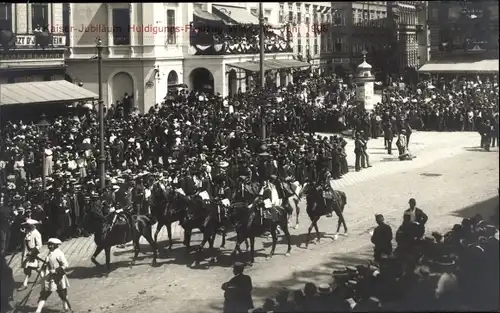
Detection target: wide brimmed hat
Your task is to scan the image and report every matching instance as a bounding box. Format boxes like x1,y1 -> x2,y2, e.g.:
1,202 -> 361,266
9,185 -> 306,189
22,219 -> 39,225
219,161 -> 229,168
48,238 -> 62,245
317,284 -> 332,294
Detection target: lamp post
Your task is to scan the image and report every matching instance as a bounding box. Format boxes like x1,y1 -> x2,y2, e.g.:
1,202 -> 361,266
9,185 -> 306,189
259,2 -> 266,140
36,115 -> 50,191
96,37 -> 105,191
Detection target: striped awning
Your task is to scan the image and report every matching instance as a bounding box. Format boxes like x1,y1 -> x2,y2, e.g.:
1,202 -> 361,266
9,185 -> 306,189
212,5 -> 259,25
0,80 -> 98,106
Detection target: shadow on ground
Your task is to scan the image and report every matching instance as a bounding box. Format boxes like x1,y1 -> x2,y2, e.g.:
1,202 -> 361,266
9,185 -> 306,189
450,195 -> 499,226
199,195 -> 500,313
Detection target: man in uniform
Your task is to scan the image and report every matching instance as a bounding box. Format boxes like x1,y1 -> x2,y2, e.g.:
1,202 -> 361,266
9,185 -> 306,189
19,218 -> 42,290
370,214 -> 393,263
36,238 -> 71,313
222,262 -> 254,313
317,165 -> 334,217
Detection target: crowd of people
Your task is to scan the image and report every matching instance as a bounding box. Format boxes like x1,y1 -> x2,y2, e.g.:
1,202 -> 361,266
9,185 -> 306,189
224,200 -> 499,312
0,72 -> 498,253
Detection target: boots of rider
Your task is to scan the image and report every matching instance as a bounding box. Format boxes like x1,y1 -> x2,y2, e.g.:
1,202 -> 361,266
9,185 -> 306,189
35,300 -> 46,313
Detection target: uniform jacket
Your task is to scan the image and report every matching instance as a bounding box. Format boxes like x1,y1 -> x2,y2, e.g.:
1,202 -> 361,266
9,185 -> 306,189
222,273 -> 254,313
41,248 -> 70,292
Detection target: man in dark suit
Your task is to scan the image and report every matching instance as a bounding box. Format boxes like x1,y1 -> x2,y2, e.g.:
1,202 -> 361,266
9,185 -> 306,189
222,262 -> 254,313
370,214 -> 393,263
403,198 -> 428,238
383,120 -> 393,155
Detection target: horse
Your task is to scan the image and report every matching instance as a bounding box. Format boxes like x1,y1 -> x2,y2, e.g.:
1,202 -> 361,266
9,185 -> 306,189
227,197 -> 291,263
86,205 -> 158,271
302,183 -> 347,248
150,181 -> 186,251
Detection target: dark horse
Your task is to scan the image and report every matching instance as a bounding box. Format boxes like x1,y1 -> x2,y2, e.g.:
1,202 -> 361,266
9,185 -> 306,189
150,181 -> 186,251
302,183 -> 347,248
86,206 -> 158,271
227,198 -> 292,263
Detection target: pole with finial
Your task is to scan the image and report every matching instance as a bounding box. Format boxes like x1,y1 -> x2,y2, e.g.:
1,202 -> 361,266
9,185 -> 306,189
361,48 -> 368,63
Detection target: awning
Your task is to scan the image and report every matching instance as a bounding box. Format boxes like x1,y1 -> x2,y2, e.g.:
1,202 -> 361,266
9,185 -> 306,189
212,5 -> 259,25
228,59 -> 311,72
418,59 -> 499,73
193,8 -> 224,23
0,80 -> 98,106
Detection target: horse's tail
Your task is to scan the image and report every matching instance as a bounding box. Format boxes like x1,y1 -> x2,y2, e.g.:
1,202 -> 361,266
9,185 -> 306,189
340,191 -> 347,213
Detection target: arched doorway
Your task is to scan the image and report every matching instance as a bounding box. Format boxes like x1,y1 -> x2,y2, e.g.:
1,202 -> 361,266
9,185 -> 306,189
167,70 -> 178,85
228,69 -> 237,97
189,67 -> 214,94
111,72 -> 134,106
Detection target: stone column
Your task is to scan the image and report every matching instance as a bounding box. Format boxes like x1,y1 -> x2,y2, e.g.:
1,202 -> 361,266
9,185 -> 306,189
16,4 -> 28,34
106,4 -> 113,56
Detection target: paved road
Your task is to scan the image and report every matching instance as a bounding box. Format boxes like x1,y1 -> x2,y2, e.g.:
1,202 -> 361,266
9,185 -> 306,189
8,131 -> 499,313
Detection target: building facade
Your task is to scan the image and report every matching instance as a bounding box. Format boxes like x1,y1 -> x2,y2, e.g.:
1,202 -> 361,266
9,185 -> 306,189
387,1 -> 423,73
328,1 -> 392,79
428,0 -> 498,61
0,3 -> 66,84
65,3 -> 306,113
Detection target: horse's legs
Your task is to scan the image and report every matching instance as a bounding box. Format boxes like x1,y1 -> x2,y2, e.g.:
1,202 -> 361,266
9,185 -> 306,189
105,247 -> 112,272
183,228 -> 192,251
220,228 -> 226,248
153,221 -> 163,248
141,226 -> 158,266
91,246 -> 103,266
295,199 -> 300,229
166,223 -> 174,250
249,236 -> 256,264
336,208 -> 348,234
130,233 -> 141,267
313,218 -> 321,241
281,221 -> 292,256
231,232 -> 243,256
266,224 -> 278,260
305,216 -> 320,248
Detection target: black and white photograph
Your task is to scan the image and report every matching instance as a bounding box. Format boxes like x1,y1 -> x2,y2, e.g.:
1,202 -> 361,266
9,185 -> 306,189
0,1 -> 498,313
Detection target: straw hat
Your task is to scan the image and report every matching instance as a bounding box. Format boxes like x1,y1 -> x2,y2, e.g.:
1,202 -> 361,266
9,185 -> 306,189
22,219 -> 39,226
48,238 -> 62,245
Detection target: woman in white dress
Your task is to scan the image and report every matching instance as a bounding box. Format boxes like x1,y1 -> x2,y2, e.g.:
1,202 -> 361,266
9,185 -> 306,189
36,238 -> 71,313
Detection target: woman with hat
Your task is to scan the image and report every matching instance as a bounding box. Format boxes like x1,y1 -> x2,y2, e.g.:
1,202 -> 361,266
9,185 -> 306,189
19,218 -> 42,291
36,237 -> 71,313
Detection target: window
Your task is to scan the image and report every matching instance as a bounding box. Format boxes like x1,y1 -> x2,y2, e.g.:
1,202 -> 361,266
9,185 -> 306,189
295,3 -> 301,11
112,8 -> 130,45
297,12 -> 301,24
251,8 -> 258,16
334,38 -> 342,52
264,9 -> 271,19
32,3 -> 48,31
166,9 -> 176,44
314,38 -> 318,55
305,32 -> 310,48
288,3 -> 293,11
0,2 -> 12,31
288,10 -> 293,23
313,6 -> 318,23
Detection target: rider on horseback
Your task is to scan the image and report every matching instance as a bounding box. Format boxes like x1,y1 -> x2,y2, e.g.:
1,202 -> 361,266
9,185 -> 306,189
317,165 -> 334,218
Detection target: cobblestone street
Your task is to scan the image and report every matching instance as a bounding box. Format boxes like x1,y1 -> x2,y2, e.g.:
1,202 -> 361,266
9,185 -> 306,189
8,131 -> 499,313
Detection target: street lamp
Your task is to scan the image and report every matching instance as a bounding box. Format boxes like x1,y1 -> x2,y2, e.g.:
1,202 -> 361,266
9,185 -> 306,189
96,37 -> 105,191
259,2 -> 266,140
36,114 -> 50,191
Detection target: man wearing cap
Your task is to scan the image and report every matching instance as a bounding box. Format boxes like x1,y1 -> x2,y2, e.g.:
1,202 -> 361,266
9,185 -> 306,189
222,262 -> 253,313
19,219 -> 42,290
370,214 -> 393,263
36,237 -> 71,313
